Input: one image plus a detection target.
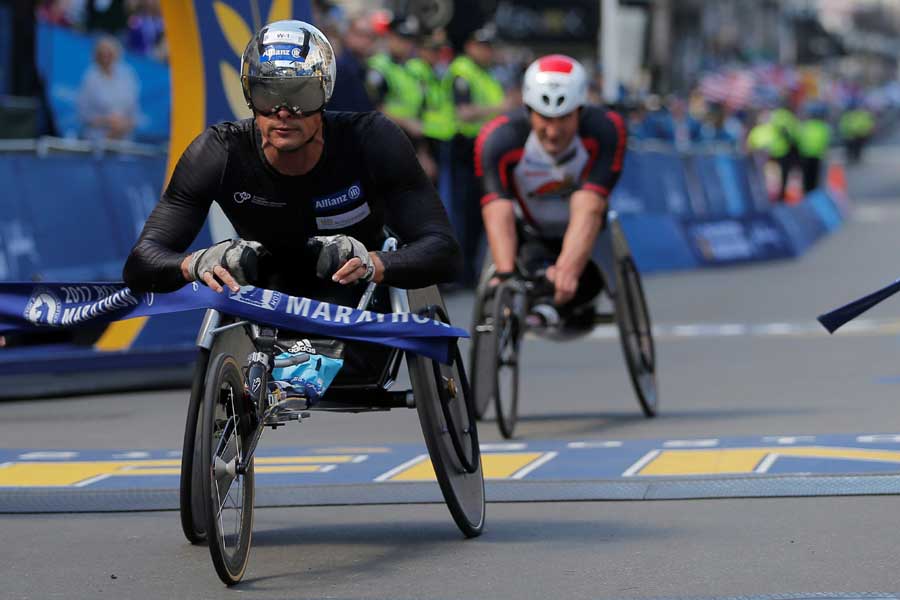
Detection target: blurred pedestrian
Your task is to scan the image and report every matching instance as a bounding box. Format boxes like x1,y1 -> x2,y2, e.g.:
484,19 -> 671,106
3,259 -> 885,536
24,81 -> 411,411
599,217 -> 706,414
367,14 -> 436,180
445,23 -> 511,284
646,95 -> 702,150
747,110 -> 792,202
125,0 -> 165,61
840,102 -> 875,165
796,101 -> 831,194
85,0 -> 128,34
36,0 -> 74,27
406,28 -> 455,185
770,101 -> 800,200
328,11 -> 377,112
367,14 -> 424,137
77,35 -> 139,141
699,102 -> 740,147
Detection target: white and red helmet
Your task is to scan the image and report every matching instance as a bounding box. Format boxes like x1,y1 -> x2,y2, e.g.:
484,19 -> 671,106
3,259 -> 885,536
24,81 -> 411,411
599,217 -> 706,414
522,54 -> 588,117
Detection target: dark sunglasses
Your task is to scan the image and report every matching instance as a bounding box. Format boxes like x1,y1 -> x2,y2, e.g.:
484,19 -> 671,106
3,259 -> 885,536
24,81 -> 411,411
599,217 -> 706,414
247,76 -> 326,116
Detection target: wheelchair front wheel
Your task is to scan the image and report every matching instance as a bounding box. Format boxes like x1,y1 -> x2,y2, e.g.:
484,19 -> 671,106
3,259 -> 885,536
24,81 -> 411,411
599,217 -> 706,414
491,283 -> 523,438
201,353 -> 255,586
179,347 -> 210,545
407,287 -> 485,538
614,256 -> 658,417
469,287 -> 496,420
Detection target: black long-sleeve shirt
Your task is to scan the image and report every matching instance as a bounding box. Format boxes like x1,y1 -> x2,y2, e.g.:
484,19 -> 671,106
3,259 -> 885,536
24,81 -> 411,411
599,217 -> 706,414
123,111 -> 461,301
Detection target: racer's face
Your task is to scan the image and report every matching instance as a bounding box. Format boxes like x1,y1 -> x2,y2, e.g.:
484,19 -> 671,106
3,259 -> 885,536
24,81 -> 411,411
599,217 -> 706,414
529,109 -> 580,157
256,107 -> 323,153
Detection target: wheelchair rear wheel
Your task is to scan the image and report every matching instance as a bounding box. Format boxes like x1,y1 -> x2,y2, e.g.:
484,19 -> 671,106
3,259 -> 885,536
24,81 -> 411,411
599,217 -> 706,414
614,256 -> 658,417
179,347 -> 210,545
408,286 -> 485,538
491,282 -> 523,439
201,353 -> 255,585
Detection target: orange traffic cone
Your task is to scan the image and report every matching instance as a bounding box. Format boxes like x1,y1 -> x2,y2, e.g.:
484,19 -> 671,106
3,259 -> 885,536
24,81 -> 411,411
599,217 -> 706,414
784,170 -> 804,205
827,162 -> 848,194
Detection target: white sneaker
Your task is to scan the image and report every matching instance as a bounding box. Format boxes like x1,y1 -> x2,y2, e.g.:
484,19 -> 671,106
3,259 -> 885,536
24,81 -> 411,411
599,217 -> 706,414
526,303 -> 560,328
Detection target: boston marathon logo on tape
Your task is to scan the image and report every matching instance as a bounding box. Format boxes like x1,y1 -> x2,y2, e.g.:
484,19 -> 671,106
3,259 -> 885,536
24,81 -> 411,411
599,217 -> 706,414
23,285 -> 140,327
228,287 -> 282,311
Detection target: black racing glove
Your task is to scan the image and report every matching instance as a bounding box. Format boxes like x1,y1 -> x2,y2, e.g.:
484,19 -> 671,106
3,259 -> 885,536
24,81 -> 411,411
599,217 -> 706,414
307,235 -> 374,282
187,239 -> 270,286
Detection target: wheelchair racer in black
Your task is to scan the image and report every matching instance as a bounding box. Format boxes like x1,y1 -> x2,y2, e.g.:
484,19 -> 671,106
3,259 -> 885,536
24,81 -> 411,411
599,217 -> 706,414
123,20 -> 461,378
475,54 -> 627,328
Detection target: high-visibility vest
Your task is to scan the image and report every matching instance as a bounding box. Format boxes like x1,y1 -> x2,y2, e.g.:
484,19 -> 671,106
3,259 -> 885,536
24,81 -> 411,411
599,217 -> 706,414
367,53 -> 423,120
444,55 -> 505,138
406,57 -> 455,141
797,118 -> 831,158
770,108 -> 799,142
748,122 -> 791,159
839,109 -> 874,140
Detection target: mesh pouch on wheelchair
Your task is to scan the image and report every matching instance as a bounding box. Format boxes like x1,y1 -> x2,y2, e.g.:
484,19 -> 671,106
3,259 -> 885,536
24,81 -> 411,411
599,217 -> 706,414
271,338 -> 345,404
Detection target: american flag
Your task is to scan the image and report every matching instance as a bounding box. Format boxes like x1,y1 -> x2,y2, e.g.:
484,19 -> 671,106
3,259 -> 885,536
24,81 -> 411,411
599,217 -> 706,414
699,70 -> 756,109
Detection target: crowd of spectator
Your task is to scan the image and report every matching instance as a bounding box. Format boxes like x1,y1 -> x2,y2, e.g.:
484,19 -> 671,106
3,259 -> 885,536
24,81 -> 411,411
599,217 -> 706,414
37,0 -> 166,62
36,0 -> 165,142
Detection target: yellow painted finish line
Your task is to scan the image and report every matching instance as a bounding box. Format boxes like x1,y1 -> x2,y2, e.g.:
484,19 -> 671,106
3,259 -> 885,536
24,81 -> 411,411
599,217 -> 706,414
385,452 -> 553,482
633,446 -> 900,476
0,455 -> 360,488
93,317 -> 148,352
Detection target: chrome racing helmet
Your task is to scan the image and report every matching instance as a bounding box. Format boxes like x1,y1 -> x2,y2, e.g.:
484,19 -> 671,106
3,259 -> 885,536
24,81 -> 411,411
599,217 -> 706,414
522,54 -> 587,118
241,20 -> 336,115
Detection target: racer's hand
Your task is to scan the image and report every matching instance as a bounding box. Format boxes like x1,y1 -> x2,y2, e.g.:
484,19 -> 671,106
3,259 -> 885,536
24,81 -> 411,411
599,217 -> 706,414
545,265 -> 578,305
308,235 -> 376,284
184,239 -> 269,293
332,252 -> 384,285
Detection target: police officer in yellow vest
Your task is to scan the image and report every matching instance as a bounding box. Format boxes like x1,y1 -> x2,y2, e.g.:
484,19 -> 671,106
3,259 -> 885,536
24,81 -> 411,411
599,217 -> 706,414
445,23 -> 511,284
840,102 -> 875,165
406,30 -> 455,146
747,110 -> 793,202
367,14 -> 437,179
796,100 -> 831,194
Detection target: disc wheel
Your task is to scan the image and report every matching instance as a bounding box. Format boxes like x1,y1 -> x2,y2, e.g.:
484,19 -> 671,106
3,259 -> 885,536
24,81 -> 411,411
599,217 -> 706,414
201,354 -> 255,586
407,286 -> 485,538
179,348 -> 210,545
614,256 -> 658,417
491,283 -> 523,439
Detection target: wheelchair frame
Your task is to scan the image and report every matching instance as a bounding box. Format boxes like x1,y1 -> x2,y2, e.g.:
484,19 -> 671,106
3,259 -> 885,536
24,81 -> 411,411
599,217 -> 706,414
178,238 -> 485,586
469,212 -> 658,438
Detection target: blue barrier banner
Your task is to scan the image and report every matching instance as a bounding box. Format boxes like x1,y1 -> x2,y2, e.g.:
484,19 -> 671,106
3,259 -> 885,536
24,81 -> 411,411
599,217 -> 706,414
683,213 -> 793,265
618,213 -> 698,273
0,154 -> 172,281
0,283 -> 467,364
35,24 -> 170,142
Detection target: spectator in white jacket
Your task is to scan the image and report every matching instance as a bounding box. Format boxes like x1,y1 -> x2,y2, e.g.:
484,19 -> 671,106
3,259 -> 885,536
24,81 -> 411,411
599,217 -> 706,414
77,35 -> 139,141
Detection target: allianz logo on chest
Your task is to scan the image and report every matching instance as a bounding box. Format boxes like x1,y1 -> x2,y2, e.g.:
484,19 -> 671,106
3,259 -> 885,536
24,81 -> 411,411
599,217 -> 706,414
313,183 -> 363,213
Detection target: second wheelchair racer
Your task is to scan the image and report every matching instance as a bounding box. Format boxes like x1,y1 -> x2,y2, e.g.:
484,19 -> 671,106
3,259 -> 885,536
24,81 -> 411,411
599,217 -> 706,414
475,54 -> 627,327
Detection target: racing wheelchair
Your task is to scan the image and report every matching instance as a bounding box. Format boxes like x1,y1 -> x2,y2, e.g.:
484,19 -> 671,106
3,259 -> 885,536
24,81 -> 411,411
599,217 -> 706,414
469,212 -> 657,438
176,238 -> 483,586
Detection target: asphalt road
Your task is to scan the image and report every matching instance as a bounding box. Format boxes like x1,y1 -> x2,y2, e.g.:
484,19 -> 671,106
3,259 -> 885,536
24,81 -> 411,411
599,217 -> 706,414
4,137 -> 900,598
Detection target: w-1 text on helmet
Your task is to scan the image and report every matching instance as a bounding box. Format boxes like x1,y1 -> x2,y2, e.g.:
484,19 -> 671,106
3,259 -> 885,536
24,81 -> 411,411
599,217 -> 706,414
240,20 -> 336,115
